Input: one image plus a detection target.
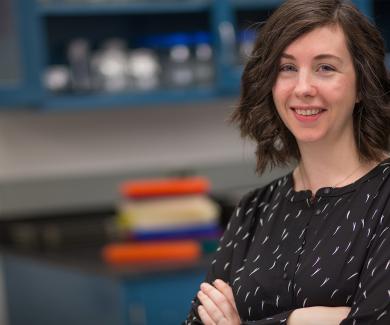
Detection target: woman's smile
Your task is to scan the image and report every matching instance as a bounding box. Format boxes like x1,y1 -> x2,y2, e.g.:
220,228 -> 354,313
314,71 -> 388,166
290,106 -> 327,122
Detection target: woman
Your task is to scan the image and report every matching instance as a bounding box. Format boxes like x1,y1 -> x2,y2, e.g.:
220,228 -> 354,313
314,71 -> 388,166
184,0 -> 390,324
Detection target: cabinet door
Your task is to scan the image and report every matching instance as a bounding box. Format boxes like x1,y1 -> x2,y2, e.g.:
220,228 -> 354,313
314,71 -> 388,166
123,270 -> 206,325
0,0 -> 42,107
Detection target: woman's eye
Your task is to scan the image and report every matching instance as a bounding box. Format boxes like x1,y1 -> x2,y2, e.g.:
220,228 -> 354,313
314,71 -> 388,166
279,64 -> 297,72
318,64 -> 336,72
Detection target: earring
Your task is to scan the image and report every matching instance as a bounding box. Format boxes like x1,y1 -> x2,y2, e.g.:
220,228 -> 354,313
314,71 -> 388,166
273,134 -> 284,151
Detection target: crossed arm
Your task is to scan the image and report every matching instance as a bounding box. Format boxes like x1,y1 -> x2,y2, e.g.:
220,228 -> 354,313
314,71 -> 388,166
196,279 -> 351,325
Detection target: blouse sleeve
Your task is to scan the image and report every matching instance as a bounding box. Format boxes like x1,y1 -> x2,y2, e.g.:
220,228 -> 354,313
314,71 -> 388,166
340,213 -> 390,325
240,310 -> 294,325
183,190 -> 295,325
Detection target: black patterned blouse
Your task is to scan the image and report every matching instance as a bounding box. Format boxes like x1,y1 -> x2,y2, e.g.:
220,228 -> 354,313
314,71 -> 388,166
184,158 -> 390,324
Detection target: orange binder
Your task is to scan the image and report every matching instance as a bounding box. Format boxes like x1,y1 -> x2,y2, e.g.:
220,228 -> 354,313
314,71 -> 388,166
120,177 -> 210,198
102,240 -> 201,264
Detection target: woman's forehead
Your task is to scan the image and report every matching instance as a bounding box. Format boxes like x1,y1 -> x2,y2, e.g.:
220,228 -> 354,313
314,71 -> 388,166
282,25 -> 351,61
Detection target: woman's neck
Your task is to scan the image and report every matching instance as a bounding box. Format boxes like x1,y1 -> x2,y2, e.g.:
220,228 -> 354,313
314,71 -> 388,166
293,136 -> 382,195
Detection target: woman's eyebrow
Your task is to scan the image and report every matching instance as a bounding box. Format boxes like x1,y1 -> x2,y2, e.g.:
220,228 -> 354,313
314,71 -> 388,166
281,52 -> 343,63
313,54 -> 343,63
281,53 -> 295,60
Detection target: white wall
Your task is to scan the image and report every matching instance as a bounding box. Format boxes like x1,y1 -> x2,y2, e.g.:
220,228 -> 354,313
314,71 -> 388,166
0,99 -> 255,181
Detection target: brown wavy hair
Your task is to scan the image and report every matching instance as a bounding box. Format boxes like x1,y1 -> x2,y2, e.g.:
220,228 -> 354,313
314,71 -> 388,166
231,0 -> 390,174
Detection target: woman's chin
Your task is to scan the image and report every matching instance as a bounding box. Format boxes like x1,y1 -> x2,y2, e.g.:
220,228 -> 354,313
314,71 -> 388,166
294,132 -> 327,145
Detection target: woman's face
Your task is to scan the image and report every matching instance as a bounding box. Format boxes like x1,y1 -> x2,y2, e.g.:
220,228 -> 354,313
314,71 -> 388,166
272,24 -> 359,145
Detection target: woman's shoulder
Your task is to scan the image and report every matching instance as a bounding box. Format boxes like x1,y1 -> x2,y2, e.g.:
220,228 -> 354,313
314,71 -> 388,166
360,157 -> 390,194
237,172 -> 292,210
225,173 -> 292,232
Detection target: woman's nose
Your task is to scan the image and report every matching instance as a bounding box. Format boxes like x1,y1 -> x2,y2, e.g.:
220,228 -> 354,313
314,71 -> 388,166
294,71 -> 317,98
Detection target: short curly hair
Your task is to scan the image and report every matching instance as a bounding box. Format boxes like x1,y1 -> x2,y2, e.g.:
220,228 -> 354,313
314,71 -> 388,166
231,0 -> 390,174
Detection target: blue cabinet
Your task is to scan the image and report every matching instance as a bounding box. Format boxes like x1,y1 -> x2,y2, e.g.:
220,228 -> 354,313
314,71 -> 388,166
2,253 -> 207,325
122,271 -> 205,325
0,0 -> 43,107
0,0 -> 381,110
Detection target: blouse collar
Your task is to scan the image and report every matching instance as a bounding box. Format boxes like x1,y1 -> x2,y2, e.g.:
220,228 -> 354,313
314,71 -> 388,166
284,157 -> 390,202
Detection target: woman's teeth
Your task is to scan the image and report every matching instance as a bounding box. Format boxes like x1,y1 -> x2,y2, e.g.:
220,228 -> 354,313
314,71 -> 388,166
295,109 -> 321,116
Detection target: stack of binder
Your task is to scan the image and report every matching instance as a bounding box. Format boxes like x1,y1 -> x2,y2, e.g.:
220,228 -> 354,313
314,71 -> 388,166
102,176 -> 221,264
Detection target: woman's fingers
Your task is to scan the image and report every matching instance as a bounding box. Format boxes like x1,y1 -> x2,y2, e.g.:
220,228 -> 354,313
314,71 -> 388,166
197,289 -> 225,322
198,305 -> 216,325
199,282 -> 239,321
213,279 -> 238,312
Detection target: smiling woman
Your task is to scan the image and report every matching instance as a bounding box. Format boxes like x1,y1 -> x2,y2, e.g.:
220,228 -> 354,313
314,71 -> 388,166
272,24 -> 358,150
183,0 -> 390,325
233,0 -> 390,176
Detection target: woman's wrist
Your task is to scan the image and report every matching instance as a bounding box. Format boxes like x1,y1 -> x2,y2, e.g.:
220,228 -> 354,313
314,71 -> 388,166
287,308 -> 302,325
287,306 -> 351,325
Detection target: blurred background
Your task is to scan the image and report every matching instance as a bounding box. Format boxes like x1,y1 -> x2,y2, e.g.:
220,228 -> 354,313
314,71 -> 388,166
0,0 -> 389,324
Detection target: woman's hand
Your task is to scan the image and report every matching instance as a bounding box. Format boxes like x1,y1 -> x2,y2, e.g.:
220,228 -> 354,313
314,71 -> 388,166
287,306 -> 351,325
197,279 -> 241,325
196,279 -> 350,325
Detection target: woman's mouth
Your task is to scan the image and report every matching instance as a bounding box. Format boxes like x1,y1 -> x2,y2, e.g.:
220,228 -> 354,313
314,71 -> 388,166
291,107 -> 326,121
295,108 -> 322,116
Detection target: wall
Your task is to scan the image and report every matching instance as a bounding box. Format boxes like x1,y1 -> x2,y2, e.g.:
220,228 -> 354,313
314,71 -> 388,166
0,99 -> 254,181
0,99 -> 268,216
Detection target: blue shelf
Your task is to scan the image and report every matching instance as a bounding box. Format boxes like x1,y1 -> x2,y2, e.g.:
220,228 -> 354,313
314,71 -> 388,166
4,0 -> 379,110
37,0 -> 211,16
219,65 -> 242,93
232,0 -> 372,16
42,87 -> 221,110
233,0 -> 284,10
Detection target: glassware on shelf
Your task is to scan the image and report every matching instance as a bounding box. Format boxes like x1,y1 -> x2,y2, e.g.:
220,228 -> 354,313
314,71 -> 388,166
90,38 -> 129,92
126,48 -> 161,91
43,65 -> 71,93
193,32 -> 214,86
163,33 -> 194,88
67,38 -> 92,92
138,33 -> 194,89
46,30 -> 215,95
